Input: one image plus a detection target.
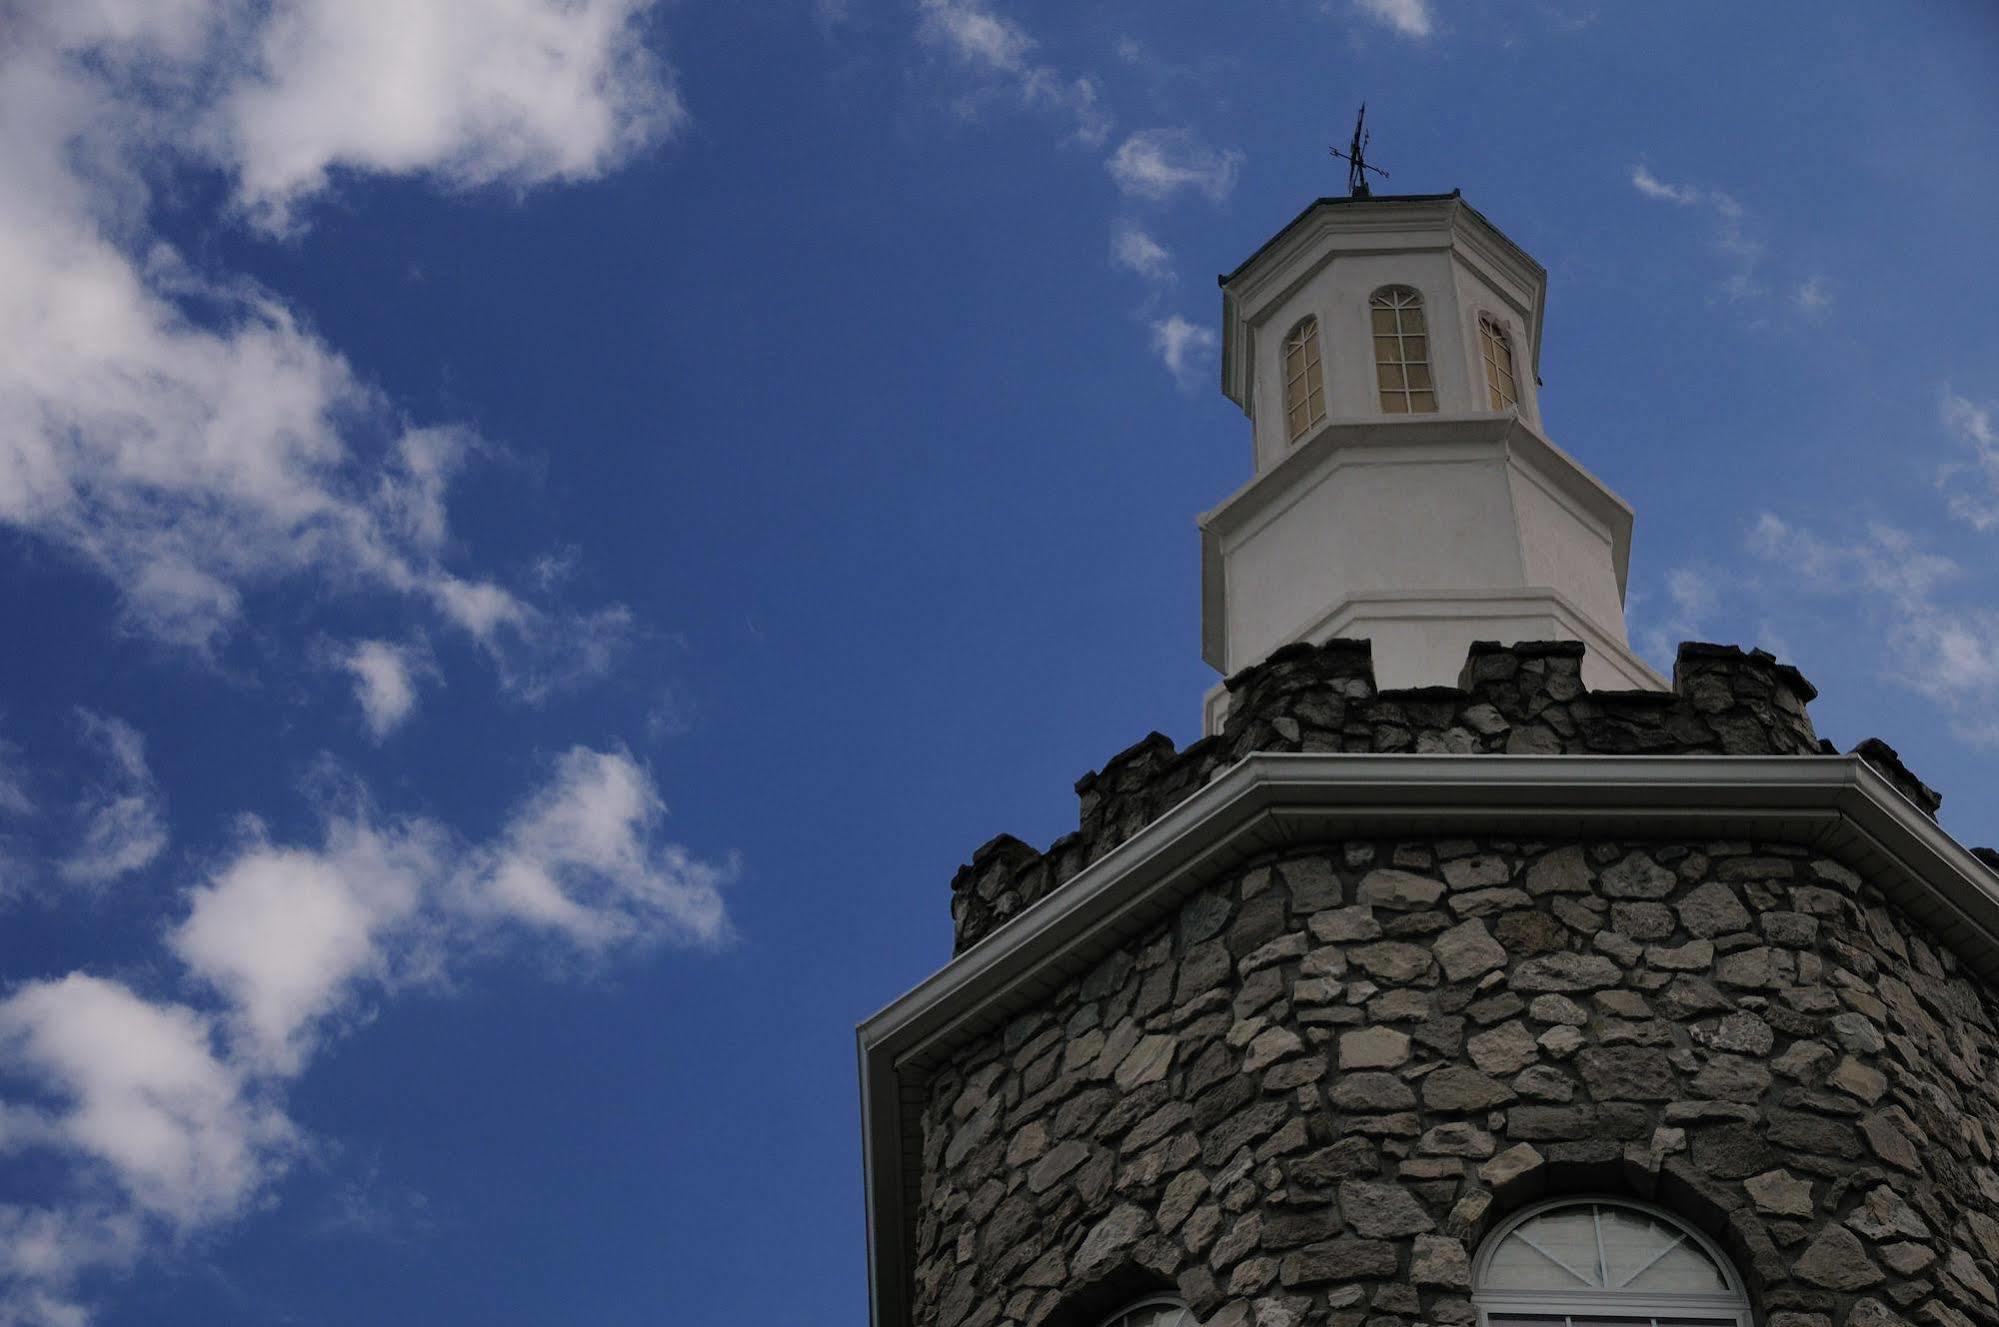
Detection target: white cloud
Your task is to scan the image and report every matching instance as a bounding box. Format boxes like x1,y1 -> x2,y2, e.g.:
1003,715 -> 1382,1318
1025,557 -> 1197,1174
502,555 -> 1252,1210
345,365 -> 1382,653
1110,224 -> 1174,282
1151,315 -> 1218,391
1108,129 -> 1242,203
343,641 -> 426,740
917,0 -> 1110,145
0,975 -> 295,1231
473,747 -> 732,951
214,0 -> 681,233
56,712 -> 166,888
1941,390 -> 1999,532
173,748 -> 729,1076
0,0 -> 659,674
1354,0 -> 1435,39
171,817 -> 445,1076
0,746 -> 733,1315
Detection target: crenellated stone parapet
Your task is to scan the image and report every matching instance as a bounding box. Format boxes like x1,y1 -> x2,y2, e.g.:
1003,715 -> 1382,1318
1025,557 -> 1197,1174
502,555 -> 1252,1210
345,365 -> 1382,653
952,639 -> 1833,956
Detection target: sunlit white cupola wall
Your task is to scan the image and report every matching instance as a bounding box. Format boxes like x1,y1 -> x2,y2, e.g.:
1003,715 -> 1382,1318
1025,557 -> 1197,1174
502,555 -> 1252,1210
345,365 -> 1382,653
1201,193 -> 1665,732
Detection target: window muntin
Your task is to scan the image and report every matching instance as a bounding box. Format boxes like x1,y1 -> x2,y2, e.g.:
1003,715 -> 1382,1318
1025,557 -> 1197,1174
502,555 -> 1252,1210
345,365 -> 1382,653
1370,286 -> 1437,414
1282,317 -> 1327,441
1475,1200 -> 1751,1327
1480,313 -> 1518,410
1094,1297 -> 1194,1327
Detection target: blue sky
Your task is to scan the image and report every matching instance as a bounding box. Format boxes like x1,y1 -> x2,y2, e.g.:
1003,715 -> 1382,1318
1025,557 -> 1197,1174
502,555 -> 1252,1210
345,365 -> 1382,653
0,1 -> 1995,1323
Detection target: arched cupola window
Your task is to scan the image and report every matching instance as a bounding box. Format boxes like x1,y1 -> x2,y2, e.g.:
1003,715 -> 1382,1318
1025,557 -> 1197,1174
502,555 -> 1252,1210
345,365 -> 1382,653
1475,1199 -> 1752,1327
1369,286 -> 1437,414
1094,1296 -> 1194,1327
1480,313 -> 1519,411
1282,317 -> 1327,442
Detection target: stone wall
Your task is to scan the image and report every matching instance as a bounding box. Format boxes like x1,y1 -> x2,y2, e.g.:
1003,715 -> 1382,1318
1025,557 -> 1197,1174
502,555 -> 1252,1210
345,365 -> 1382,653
952,640 -> 1849,956
915,834 -> 1999,1327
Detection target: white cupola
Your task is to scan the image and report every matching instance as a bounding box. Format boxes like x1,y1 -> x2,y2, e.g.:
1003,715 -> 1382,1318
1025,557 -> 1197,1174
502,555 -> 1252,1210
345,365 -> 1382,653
1199,191 -> 1665,733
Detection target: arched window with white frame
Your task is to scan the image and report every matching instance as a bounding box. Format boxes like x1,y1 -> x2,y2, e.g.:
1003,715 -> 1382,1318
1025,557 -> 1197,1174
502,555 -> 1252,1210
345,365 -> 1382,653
1369,286 -> 1437,413
1479,313 -> 1519,411
1282,317 -> 1327,442
1475,1199 -> 1753,1327
1093,1295 -> 1195,1327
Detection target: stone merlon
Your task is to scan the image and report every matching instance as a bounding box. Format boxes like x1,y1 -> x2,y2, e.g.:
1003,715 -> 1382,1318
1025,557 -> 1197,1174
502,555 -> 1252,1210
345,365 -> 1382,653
951,638 -> 1868,955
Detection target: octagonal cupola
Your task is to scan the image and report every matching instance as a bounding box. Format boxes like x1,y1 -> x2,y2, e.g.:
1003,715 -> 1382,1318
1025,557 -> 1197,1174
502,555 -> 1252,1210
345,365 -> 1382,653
1200,191 -> 1664,732
1220,192 -> 1546,471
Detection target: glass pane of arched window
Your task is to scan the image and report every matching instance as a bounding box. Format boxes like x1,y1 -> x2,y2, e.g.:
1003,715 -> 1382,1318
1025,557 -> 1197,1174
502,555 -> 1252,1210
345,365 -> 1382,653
1480,314 -> 1518,410
1480,1203 -> 1736,1302
1283,319 -> 1326,442
1370,287 -> 1437,414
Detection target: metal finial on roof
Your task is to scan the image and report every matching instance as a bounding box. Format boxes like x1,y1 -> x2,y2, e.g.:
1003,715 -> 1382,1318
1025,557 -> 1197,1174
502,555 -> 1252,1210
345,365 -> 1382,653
1328,103 -> 1388,199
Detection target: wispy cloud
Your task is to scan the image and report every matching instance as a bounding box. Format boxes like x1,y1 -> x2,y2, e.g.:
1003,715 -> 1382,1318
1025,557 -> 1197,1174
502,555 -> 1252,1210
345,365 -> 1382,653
1941,390 -> 1999,532
1627,165 -> 1775,308
1630,165 -> 1701,205
1353,0 -> 1435,39
57,712 -> 167,889
0,730 -> 31,820
916,0 -> 1110,145
1791,275 -> 1832,318
1633,564 -> 1721,665
1151,315 -> 1218,390
1107,128 -> 1241,203
1747,514 -> 1999,746
1110,224 -> 1174,283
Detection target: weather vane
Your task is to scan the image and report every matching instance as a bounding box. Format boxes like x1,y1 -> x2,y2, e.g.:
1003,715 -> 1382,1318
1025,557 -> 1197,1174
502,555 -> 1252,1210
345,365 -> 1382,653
1329,103 -> 1388,198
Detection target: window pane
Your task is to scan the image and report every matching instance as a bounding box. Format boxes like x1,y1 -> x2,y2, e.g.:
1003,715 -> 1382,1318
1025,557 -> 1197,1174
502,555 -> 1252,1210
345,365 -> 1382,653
1374,335 -> 1399,364
1403,335 -> 1427,363
1379,364 -> 1405,390
1401,304 -> 1425,332
1410,390 -> 1437,412
1407,364 -> 1433,389
1382,393 -> 1407,413
1488,1209 -> 1602,1289
1371,308 -> 1397,334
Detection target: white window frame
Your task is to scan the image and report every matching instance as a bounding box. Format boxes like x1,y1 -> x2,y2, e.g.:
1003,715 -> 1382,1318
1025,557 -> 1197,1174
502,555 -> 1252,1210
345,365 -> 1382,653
1282,316 -> 1327,442
1092,1295 -> 1195,1327
1369,286 -> 1438,414
1473,1198 -> 1753,1327
1478,312 -> 1518,412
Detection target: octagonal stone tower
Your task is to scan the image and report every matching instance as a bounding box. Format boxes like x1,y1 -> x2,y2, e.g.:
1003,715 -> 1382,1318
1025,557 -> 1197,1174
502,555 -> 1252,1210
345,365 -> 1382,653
858,191 -> 1999,1327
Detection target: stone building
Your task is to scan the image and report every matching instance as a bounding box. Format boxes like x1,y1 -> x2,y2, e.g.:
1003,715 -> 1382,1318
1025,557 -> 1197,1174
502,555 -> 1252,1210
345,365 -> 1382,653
858,190 -> 1999,1327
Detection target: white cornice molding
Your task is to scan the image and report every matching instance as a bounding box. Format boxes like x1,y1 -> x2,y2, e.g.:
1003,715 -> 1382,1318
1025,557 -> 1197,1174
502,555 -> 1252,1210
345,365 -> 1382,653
857,752 -> 1999,1327
1194,414 -> 1638,672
